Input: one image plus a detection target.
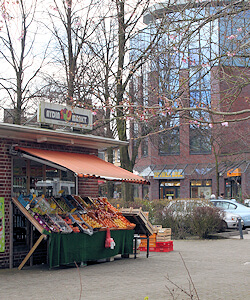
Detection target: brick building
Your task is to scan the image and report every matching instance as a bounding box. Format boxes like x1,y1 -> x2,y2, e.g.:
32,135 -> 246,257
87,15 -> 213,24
129,1 -> 250,201
0,122 -> 146,269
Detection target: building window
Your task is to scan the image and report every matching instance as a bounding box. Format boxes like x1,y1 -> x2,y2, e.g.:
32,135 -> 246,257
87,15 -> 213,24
189,46 -> 212,154
159,115 -> 180,155
190,179 -> 212,199
219,9 -> 250,67
141,136 -> 148,157
143,185 -> 149,200
113,149 -> 116,164
189,124 -> 211,154
117,148 -> 120,163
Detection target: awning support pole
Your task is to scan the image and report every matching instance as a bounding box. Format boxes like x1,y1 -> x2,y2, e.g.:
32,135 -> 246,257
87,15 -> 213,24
75,173 -> 79,195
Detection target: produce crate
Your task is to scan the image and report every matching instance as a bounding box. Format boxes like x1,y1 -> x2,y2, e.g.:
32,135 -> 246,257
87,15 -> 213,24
152,225 -> 162,233
156,228 -> 172,242
39,214 -> 61,233
33,196 -> 54,215
80,213 -> 103,230
48,214 -> 73,233
60,214 -> 81,233
53,197 -> 73,212
66,195 -> 86,212
60,196 -> 77,212
70,212 -> 93,235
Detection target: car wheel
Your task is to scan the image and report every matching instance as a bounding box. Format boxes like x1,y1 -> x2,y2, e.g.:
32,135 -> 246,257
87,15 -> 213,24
220,220 -> 228,231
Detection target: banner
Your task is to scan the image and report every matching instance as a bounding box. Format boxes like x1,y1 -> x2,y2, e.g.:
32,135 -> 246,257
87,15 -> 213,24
0,197 -> 5,252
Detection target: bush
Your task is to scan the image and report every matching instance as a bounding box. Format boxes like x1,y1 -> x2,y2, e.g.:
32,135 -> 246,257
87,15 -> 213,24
109,198 -> 223,239
189,206 -> 223,238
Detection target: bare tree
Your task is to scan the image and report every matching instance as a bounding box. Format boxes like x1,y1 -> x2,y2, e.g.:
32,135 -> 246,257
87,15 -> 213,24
0,0 -> 50,124
42,0 -> 104,105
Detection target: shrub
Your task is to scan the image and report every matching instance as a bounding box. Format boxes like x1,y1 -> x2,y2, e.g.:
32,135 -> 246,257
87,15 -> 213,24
189,206 -> 223,238
109,198 -> 223,239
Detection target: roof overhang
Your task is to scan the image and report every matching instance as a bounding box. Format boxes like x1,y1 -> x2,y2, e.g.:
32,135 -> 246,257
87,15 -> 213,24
14,147 -> 149,185
0,122 -> 127,150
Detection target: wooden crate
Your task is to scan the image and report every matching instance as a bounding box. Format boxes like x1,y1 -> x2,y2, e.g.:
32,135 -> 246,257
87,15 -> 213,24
152,225 -> 162,233
121,207 -> 154,236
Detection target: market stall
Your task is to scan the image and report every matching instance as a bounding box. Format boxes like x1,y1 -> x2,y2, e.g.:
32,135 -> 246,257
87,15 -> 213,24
12,195 -> 136,269
0,120 -> 149,269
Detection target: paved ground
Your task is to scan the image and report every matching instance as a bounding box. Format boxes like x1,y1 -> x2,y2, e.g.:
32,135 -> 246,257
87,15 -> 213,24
0,231 -> 250,300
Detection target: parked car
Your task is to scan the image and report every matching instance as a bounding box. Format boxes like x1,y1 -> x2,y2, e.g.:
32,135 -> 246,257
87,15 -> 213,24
210,199 -> 250,228
166,199 -> 243,229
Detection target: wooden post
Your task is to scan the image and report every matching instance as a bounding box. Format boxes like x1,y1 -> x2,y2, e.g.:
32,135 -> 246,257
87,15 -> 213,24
18,234 -> 46,270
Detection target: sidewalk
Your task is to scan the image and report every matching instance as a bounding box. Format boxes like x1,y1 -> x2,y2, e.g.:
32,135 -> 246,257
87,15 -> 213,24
0,233 -> 249,300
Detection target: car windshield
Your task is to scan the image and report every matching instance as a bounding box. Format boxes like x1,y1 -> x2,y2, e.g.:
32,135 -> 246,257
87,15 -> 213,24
213,201 -> 237,210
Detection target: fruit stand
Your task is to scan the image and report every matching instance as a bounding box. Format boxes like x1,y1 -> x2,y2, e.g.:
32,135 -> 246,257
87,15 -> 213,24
12,195 -> 136,269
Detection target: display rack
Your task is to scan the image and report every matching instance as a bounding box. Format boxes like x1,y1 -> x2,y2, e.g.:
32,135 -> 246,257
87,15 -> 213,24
121,207 -> 154,258
12,196 -> 136,269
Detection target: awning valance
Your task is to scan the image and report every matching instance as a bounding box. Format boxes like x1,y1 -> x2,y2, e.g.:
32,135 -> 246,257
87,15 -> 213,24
15,147 -> 149,185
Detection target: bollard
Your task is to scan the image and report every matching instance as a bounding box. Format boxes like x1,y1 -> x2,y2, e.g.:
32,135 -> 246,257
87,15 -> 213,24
237,217 -> 243,239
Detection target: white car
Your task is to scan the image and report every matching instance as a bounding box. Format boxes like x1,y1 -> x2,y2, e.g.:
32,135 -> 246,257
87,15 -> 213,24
166,200 -> 243,230
222,211 -> 244,230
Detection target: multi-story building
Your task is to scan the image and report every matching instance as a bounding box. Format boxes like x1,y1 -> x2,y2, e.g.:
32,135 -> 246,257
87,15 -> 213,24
129,1 -> 250,201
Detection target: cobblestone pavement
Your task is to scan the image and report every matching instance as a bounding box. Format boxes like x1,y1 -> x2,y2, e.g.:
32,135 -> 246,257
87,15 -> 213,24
0,232 -> 249,300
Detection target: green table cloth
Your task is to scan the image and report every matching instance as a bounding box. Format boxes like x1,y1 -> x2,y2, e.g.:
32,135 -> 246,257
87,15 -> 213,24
48,229 -> 134,268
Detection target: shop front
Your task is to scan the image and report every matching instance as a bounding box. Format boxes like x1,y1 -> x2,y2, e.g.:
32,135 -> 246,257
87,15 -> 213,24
154,169 -> 184,200
190,179 -> 212,200
0,122 -> 148,269
225,168 -> 242,199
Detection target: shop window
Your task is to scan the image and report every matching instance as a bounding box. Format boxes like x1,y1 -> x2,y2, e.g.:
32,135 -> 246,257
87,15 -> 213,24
160,180 -> 180,199
133,184 -> 139,199
143,185 -> 149,200
225,177 -> 241,199
13,158 -> 27,198
190,179 -> 212,199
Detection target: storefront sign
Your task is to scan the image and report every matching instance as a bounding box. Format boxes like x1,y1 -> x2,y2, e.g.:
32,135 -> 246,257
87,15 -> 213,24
0,197 -> 5,252
37,101 -> 93,130
227,168 -> 241,177
154,169 -> 184,179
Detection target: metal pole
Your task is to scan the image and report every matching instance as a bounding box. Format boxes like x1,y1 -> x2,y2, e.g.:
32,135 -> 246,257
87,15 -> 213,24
237,218 -> 243,239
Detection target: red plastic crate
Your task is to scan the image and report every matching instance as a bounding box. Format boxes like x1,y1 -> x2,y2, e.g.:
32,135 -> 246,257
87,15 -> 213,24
155,246 -> 173,252
156,241 -> 173,247
139,246 -> 156,252
139,244 -> 173,252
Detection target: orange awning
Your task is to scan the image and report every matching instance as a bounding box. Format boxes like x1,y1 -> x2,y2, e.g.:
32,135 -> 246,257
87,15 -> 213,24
16,147 -> 149,185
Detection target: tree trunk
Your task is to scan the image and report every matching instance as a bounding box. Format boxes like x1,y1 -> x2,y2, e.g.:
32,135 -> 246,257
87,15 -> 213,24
107,147 -> 114,199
